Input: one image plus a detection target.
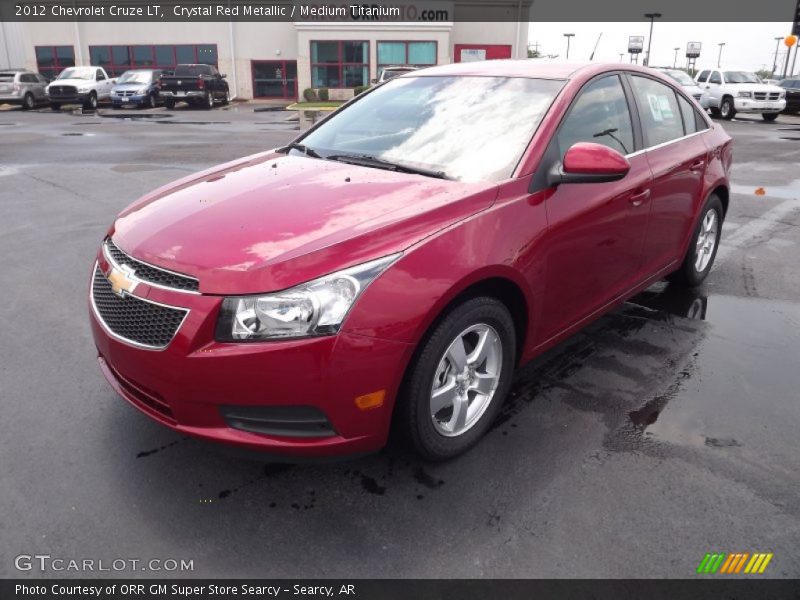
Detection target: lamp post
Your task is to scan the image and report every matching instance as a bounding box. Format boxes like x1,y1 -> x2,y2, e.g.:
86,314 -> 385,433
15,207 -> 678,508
673,47 -> 680,68
563,33 -> 575,60
717,42 -> 725,68
644,12 -> 662,66
772,36 -> 783,77
619,52 -> 625,63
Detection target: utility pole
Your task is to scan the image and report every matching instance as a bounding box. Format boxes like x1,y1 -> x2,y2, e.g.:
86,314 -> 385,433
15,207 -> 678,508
563,33 -> 575,60
717,42 -> 725,68
673,47 -> 680,68
772,36 -> 783,77
619,52 -> 625,63
644,12 -> 662,66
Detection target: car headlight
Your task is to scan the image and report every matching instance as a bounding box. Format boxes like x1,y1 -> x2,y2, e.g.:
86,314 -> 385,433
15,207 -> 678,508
215,253 -> 401,341
737,91 -> 751,98
779,92 -> 786,99
137,87 -> 149,95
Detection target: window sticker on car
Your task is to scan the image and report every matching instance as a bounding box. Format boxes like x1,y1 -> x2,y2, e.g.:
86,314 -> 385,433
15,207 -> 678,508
647,93 -> 664,122
657,95 -> 674,118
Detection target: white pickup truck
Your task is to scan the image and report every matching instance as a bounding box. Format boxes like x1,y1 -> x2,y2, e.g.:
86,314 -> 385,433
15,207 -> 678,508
696,69 -> 786,121
46,66 -> 116,110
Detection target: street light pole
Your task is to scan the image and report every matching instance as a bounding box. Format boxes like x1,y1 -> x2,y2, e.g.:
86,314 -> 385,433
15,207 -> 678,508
644,12 -> 662,66
772,36 -> 783,77
563,33 -> 575,60
717,42 -> 725,68
673,47 -> 680,68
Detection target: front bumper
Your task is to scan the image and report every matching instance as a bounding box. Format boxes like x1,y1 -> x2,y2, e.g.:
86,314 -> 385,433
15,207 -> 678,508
733,98 -> 786,113
111,94 -> 149,106
89,254 -> 412,458
48,92 -> 91,104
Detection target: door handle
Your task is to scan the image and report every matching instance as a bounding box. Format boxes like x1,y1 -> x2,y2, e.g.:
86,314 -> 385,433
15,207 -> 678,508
629,189 -> 651,207
690,160 -> 705,172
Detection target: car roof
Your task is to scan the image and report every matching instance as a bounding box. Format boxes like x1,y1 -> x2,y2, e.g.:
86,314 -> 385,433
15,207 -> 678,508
408,60 -> 667,81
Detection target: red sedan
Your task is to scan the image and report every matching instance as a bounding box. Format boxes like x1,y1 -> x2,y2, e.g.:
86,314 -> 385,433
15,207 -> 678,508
90,61 -> 732,460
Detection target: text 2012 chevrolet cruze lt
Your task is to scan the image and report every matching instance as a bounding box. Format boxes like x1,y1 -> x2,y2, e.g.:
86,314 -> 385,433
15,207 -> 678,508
90,61 -> 732,460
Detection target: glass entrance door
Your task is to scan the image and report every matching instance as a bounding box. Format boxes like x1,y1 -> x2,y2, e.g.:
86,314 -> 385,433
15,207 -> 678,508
252,61 -> 297,99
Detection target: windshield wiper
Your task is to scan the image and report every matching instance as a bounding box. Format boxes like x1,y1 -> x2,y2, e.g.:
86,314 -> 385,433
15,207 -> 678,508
326,153 -> 449,179
283,142 -> 323,159
593,128 -> 629,155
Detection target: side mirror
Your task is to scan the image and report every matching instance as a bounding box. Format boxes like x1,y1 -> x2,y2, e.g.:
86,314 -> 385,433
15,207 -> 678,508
547,142 -> 630,186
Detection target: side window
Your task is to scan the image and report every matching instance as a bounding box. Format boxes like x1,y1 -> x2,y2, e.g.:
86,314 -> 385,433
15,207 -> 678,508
556,75 -> 634,158
96,69 -> 106,81
37,74 -> 48,83
21,74 -> 36,83
709,71 -> 721,84
677,94 -> 698,134
630,76 -> 685,147
694,110 -> 709,131
697,70 -> 709,83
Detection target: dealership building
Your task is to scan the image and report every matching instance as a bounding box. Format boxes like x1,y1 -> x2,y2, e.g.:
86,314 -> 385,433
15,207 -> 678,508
0,2 -> 530,100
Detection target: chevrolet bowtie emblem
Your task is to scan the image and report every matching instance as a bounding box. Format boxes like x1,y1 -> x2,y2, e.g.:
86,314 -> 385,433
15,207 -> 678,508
107,264 -> 138,298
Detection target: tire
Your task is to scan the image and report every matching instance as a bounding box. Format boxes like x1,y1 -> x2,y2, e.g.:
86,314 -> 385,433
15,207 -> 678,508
668,195 -> 724,287
50,103 -> 60,111
146,93 -> 156,109
164,98 -> 175,110
83,92 -> 97,111
397,296 -> 516,461
709,106 -> 721,117
203,90 -> 213,110
761,113 -> 778,122
22,93 -> 35,110
719,96 -> 735,120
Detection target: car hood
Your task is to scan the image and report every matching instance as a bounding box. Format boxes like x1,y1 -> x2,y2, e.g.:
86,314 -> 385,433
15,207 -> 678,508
48,79 -> 93,88
111,152 -> 498,295
113,83 -> 150,91
728,83 -> 784,93
683,84 -> 705,95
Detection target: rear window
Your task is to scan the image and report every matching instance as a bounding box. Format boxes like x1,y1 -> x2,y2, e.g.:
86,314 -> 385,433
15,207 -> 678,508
0,73 -> 15,82
174,65 -> 210,77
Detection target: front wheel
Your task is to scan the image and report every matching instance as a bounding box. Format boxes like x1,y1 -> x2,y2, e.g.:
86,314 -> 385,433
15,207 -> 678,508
761,113 -> 778,122
83,92 -> 97,111
668,195 -> 724,287
398,297 -> 516,461
164,98 -> 175,110
22,93 -> 35,110
719,97 -> 735,120
146,93 -> 157,109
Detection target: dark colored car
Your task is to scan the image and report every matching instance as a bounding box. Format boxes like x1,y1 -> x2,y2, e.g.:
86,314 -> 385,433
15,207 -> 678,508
90,61 -> 732,461
159,64 -> 230,109
0,69 -> 49,109
778,78 -> 800,113
111,69 -> 169,109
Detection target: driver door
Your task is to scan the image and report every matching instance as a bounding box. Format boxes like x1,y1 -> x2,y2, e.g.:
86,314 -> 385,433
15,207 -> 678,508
538,74 -> 653,340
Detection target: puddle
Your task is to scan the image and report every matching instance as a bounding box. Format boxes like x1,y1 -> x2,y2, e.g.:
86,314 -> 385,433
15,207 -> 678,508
779,137 -> 800,141
98,113 -> 173,120
61,132 -> 95,137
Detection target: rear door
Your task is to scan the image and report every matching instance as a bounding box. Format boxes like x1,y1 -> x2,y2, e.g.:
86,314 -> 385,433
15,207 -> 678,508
538,74 -> 653,340
628,74 -> 709,274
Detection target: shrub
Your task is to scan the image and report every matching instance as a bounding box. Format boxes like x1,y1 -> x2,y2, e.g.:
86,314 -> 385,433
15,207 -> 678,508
317,88 -> 329,101
353,85 -> 369,96
302,88 -> 317,102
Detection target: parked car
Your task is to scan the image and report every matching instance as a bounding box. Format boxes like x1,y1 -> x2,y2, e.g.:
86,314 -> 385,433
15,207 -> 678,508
656,68 -> 708,108
778,78 -> 800,114
46,66 -> 115,110
0,68 -> 49,109
695,69 -> 786,121
159,64 -> 229,109
89,61 -> 732,461
373,65 -> 418,84
111,69 -> 169,109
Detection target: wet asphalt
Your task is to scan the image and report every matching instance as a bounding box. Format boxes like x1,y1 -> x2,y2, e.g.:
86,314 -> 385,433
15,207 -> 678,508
1,103 -> 799,579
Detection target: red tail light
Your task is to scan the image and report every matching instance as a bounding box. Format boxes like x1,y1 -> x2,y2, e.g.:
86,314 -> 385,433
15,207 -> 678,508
13,83 -> 21,93
197,79 -> 205,89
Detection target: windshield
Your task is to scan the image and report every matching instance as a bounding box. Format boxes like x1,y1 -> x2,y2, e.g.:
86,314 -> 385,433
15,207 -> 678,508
723,71 -> 762,84
298,76 -> 564,182
57,67 -> 95,80
661,70 -> 695,86
118,71 -> 153,84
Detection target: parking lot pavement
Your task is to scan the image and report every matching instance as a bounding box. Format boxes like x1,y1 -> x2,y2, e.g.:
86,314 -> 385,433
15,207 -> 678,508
1,107 -> 799,578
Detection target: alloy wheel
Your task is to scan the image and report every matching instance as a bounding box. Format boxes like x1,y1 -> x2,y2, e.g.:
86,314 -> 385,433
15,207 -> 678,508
430,323 -> 503,437
695,209 -> 719,272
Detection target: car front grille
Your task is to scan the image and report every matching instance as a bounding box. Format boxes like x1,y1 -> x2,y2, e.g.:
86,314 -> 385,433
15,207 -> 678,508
91,265 -> 188,349
49,85 -> 76,96
754,92 -> 781,101
115,90 -> 137,97
104,238 -> 199,292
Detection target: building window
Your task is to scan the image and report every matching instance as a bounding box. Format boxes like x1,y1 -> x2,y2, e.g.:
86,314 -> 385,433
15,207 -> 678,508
88,44 -> 218,77
377,41 -> 436,77
311,41 -> 368,88
35,46 -> 75,79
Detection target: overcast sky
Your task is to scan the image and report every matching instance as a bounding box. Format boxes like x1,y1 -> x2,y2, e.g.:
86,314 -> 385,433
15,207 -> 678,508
528,22 -> 797,74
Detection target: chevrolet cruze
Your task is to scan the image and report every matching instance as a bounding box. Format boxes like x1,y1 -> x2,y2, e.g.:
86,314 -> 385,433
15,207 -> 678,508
89,61 -> 732,460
